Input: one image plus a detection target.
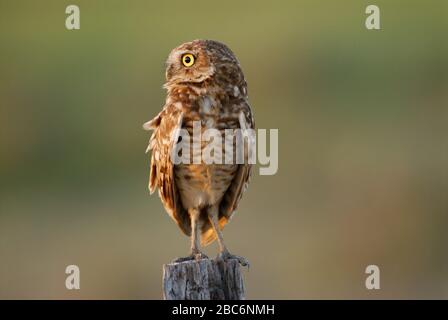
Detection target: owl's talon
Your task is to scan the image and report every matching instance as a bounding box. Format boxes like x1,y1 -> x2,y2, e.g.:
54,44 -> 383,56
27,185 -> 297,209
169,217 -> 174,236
172,252 -> 208,263
194,252 -> 209,261
217,251 -> 250,268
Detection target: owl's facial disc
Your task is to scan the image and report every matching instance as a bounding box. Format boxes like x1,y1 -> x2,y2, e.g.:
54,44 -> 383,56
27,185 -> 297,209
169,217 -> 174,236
165,43 -> 215,85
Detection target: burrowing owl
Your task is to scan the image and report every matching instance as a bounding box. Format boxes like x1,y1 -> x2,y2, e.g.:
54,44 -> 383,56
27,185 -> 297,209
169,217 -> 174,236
143,40 -> 254,266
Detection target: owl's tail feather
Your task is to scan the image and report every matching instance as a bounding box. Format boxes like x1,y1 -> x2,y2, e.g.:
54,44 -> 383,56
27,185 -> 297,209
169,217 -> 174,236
200,216 -> 228,246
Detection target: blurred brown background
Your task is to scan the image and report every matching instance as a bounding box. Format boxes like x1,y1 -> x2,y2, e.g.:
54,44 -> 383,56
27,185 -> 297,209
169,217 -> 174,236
0,0 -> 447,299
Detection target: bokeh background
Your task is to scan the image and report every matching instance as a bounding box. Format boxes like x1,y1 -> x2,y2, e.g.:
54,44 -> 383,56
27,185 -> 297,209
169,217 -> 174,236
0,0 -> 447,299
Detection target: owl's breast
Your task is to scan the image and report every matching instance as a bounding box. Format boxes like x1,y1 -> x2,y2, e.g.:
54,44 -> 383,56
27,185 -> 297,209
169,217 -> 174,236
180,94 -> 241,131
173,93 -> 241,209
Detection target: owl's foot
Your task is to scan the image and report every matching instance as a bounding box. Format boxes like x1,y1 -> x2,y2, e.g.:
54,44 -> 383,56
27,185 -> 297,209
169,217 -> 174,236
217,250 -> 250,268
172,252 -> 208,263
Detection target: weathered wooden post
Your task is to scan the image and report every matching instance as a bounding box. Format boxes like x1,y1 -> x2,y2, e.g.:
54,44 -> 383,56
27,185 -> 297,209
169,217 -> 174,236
163,258 -> 245,300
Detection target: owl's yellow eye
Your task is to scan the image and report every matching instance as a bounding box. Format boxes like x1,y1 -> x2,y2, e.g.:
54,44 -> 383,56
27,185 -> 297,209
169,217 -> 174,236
181,54 -> 195,67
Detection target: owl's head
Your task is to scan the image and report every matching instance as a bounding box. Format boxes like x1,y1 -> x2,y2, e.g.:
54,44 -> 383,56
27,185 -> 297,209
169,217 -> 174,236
164,39 -> 243,86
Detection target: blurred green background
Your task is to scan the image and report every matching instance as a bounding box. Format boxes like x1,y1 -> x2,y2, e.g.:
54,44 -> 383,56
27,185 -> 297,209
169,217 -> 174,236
0,0 -> 447,299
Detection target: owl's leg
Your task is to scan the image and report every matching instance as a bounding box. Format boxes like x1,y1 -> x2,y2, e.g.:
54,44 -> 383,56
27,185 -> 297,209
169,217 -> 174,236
208,205 -> 249,267
189,207 -> 208,259
173,208 -> 208,263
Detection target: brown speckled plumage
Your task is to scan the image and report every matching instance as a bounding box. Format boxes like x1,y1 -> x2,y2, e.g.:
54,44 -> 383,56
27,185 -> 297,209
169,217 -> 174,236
144,40 -> 254,265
